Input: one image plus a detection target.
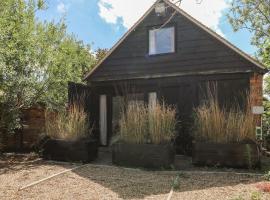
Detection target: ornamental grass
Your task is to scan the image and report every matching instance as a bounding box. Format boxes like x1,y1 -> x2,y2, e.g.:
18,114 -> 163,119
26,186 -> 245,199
194,87 -> 255,143
45,103 -> 91,141
119,101 -> 177,144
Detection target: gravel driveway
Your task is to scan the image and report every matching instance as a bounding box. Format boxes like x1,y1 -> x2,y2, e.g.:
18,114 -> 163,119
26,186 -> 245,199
0,154 -> 270,200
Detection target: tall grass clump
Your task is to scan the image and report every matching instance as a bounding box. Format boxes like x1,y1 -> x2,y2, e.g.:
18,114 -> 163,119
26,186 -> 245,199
194,87 -> 255,143
119,101 -> 177,144
45,103 -> 90,141
119,101 -> 148,144
149,102 -> 177,144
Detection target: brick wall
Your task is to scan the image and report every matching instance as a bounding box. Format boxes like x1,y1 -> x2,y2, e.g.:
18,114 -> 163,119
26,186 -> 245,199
3,106 -> 46,151
250,73 -> 263,126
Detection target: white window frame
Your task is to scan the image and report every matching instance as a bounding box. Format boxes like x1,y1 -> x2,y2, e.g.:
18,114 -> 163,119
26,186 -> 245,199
149,26 -> 175,55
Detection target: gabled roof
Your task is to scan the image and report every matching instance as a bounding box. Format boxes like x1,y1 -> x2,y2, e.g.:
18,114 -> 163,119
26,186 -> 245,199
84,0 -> 267,81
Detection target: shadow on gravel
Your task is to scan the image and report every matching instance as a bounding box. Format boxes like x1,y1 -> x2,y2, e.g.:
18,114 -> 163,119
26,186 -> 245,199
0,153 -> 266,199
73,165 -> 263,199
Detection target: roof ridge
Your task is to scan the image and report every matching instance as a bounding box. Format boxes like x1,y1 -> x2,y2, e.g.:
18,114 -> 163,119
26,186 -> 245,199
84,0 -> 267,81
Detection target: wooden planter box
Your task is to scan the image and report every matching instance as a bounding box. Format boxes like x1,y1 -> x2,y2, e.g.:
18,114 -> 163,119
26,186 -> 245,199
112,143 -> 175,169
192,142 -> 260,168
42,139 -> 98,163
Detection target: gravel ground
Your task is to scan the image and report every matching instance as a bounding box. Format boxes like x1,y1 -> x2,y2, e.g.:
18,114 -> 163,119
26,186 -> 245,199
0,154 -> 270,200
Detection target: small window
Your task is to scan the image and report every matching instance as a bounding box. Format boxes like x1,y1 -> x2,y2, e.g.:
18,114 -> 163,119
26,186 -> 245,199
149,26 -> 175,55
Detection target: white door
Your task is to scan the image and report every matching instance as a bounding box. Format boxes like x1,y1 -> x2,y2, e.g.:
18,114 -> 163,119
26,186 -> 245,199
100,95 -> 107,145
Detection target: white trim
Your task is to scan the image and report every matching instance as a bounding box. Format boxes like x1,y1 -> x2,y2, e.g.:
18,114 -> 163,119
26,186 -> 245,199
148,92 -> 157,110
100,95 -> 107,146
149,26 -> 175,55
84,0 -> 266,81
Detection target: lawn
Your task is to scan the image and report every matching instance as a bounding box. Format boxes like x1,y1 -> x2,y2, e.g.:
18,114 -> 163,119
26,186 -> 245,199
0,154 -> 270,200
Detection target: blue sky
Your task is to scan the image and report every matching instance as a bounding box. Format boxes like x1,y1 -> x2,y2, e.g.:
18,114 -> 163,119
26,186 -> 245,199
36,0 -> 257,55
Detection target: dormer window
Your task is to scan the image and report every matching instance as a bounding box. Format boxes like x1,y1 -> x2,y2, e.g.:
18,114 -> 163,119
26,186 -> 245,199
149,26 -> 175,55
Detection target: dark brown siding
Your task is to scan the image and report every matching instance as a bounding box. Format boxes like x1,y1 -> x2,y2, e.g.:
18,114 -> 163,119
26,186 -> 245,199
89,73 -> 250,154
89,6 -> 255,82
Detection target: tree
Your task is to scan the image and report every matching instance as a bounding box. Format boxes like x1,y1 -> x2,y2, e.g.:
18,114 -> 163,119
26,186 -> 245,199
0,0 -> 95,137
91,48 -> 109,68
227,0 -> 270,136
227,0 -> 270,68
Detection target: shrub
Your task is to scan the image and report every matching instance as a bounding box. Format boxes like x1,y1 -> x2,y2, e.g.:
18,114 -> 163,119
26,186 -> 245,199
45,103 -> 91,141
194,87 -> 255,143
119,101 -> 177,144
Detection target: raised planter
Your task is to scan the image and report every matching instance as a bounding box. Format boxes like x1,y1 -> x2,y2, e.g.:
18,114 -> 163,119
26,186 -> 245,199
42,139 -> 98,163
112,143 -> 175,169
192,142 -> 260,168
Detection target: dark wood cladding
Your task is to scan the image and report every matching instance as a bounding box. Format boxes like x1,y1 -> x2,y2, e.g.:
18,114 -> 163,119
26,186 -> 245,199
88,73 -> 250,153
89,7 -> 256,82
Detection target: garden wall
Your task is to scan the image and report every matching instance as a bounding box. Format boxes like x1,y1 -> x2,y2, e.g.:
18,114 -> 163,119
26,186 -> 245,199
2,105 -> 47,151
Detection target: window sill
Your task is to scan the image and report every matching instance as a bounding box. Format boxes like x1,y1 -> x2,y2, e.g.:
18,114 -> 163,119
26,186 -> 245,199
148,51 -> 176,57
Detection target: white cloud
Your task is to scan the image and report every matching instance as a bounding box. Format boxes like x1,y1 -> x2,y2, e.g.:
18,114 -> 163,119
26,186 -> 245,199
57,2 -> 68,14
98,0 -> 229,37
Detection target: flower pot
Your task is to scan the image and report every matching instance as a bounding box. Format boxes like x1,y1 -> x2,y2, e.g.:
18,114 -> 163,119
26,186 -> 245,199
192,142 -> 260,168
112,143 -> 175,169
42,138 -> 98,163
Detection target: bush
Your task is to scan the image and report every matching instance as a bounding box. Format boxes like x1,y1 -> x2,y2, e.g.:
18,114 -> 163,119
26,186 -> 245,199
45,103 -> 91,141
119,101 -> 177,144
194,87 -> 255,143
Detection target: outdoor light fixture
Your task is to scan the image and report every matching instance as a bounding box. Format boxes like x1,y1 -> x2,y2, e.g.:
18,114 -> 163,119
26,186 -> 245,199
155,2 -> 166,16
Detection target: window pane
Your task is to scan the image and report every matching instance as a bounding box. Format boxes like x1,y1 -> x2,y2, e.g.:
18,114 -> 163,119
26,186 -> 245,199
149,27 -> 175,55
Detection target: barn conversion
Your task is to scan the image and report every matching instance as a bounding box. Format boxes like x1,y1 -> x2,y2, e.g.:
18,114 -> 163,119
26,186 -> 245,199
69,0 -> 267,155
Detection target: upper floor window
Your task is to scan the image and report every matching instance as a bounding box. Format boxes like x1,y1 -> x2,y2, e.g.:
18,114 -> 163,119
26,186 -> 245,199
149,26 -> 175,55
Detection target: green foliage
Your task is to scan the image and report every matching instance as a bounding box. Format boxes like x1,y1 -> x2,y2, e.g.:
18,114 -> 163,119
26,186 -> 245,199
0,0 -> 95,138
263,171 -> 270,181
250,191 -> 262,200
228,1 -> 270,126
92,48 -> 109,67
172,174 -> 181,190
227,0 -> 270,64
263,98 -> 270,136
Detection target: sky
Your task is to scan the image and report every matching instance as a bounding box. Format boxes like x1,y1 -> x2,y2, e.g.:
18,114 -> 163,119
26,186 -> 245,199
36,0 -> 258,55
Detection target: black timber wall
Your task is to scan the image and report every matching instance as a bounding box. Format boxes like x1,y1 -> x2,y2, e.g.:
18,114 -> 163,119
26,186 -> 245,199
89,5 -> 256,82
88,73 -> 250,154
